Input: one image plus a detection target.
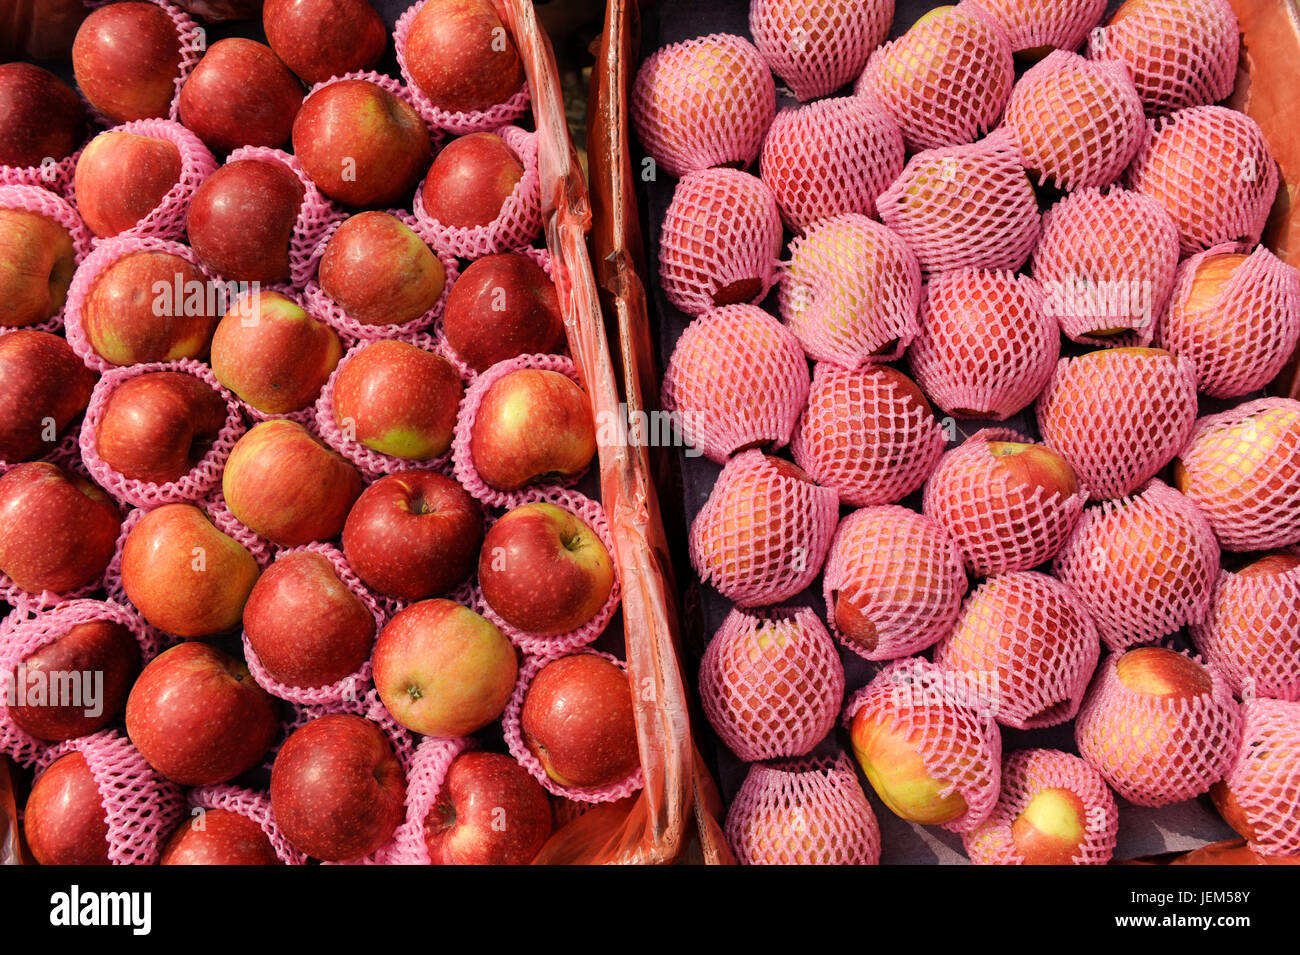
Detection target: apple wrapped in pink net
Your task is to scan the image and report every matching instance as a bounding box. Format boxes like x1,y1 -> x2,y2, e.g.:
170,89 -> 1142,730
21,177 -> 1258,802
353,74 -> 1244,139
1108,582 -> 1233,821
0,184 -> 92,335
0,147 -> 81,199
959,0 -> 1105,58
725,752 -> 881,865
750,0 -> 890,102
1217,698 -> 1300,856
377,734 -> 476,865
698,606 -> 845,763
185,784 -> 308,866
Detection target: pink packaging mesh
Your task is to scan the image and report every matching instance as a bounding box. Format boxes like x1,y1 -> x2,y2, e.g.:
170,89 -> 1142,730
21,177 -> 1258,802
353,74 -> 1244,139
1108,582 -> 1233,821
922,427 -> 1087,577
962,748 -> 1119,866
383,735 -> 477,865
933,571 -> 1101,730
688,449 -> 839,608
0,599 -> 159,768
778,213 -> 921,368
907,269 -> 1057,420
200,487 -> 276,569
1126,105 -> 1279,257
185,784 -> 308,866
1030,187 -> 1180,347
749,0 -> 891,103
658,168 -> 783,319
1002,50 -> 1145,191
724,752 -> 881,865
0,149 -> 80,199
1221,698 -> 1300,856
660,304 -> 809,465
854,3 -> 1014,153
78,359 -> 246,509
1036,349 -> 1198,500
697,606 -> 845,763
959,0 -> 1106,57
1074,649 -> 1241,807
69,119 -> 217,243
790,363 -> 946,508
501,649 -> 644,804
0,184 -> 93,333
759,97 -> 904,234
875,131 -> 1041,276
1086,0 -> 1238,116
1157,244 -> 1300,400
302,210 -> 460,345
1191,560 -> 1300,703
1173,398 -> 1300,552
630,33 -> 776,180
393,0 -> 531,136
822,505 -> 967,662
34,728 -> 185,866
412,125 -> 542,260
843,657 -> 1003,833
452,353 -> 588,508
477,487 -> 621,657
1053,480 -> 1220,653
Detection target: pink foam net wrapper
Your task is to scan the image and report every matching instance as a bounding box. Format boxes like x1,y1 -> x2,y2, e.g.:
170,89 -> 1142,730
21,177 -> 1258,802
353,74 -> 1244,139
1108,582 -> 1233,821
383,734 -> 477,865
876,131 -> 1041,276
0,150 -> 80,199
1221,698 -> 1300,856
69,119 -> 217,243
1037,349 -> 1197,501
302,210 -> 459,345
78,359 -> 245,509
959,0 -> 1106,57
750,0 -> 890,103
1191,560 -> 1300,703
962,748 -> 1119,866
452,353 -> 587,509
1086,0 -> 1238,116
658,168 -> 783,319
1174,398 -> 1300,552
791,363 -> 946,508
34,728 -> 185,866
1030,186 -> 1180,347
630,33 -> 775,180
854,3 -> 1014,153
688,449 -> 839,608
0,599 -> 159,768
1075,649 -> 1241,807
0,184 -> 92,334
724,752 -> 881,865
908,269 -> 1057,420
934,571 -> 1101,730
822,505 -> 967,662
1157,244 -> 1300,399
778,213 -> 920,368
1054,480 -> 1219,653
1126,105 -> 1279,257
660,304 -> 809,465
393,0 -> 531,136
185,784 -> 308,866
698,606 -> 845,763
922,427 -> 1087,577
760,97 -> 904,234
413,125 -> 542,260
1003,50 -> 1145,191
201,487 -> 277,568
843,657 -> 1003,833
501,649 -> 644,804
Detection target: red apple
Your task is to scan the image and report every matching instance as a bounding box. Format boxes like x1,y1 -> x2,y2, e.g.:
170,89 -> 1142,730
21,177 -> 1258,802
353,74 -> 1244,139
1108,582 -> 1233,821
0,330 -> 96,463
0,207 -> 77,329
271,713 -> 406,861
419,132 -> 522,229
95,371 -> 228,485
23,751 -> 110,866
121,503 -> 260,637
222,420 -> 364,546
424,751 -> 552,865
73,130 -> 183,239
126,641 -> 279,786
478,502 -> 615,636
1011,788 -> 1088,864
469,369 -> 595,491
186,159 -> 305,284
404,0 -> 525,114
263,0 -> 387,85
373,598 -> 517,737
161,808 -> 282,865
178,38 -> 303,154
341,471 -> 483,601
521,654 -> 639,789
317,211 -> 446,326
1115,646 -> 1213,699
242,550 -> 376,689
72,1 -> 183,124
0,62 -> 85,168
441,252 -> 564,373
0,463 -> 120,594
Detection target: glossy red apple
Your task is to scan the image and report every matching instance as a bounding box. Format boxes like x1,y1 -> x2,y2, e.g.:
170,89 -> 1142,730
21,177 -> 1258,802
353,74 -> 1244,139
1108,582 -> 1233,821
73,130 -> 183,239
95,371 -> 228,485
0,62 -> 85,168
419,132 -> 522,229
186,159 -> 305,284
160,808 -> 282,865
23,751 -> 110,866
263,0 -> 387,85
0,208 -> 77,329
317,211 -> 446,326
442,252 -> 564,372
404,0 -> 525,114
72,1 -> 183,123
0,331 -> 96,463
425,751 -> 552,865
178,38 -> 303,154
